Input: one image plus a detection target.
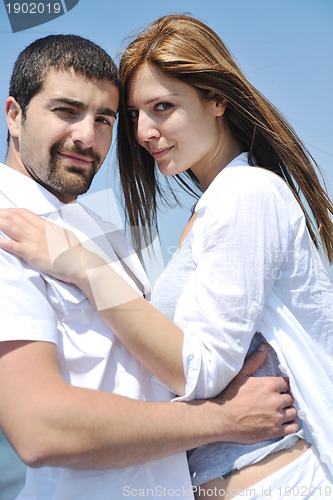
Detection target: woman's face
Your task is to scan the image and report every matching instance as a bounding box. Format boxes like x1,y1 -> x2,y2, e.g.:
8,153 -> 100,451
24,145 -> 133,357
127,63 -> 228,189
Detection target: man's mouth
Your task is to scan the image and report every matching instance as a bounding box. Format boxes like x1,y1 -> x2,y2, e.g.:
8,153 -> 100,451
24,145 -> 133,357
58,151 -> 93,167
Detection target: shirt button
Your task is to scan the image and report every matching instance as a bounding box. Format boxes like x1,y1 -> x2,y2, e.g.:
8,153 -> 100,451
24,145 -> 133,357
248,306 -> 258,319
278,363 -> 289,375
321,454 -> 330,464
298,410 -> 307,420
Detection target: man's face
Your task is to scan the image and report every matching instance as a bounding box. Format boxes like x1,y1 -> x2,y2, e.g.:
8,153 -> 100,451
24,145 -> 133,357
8,69 -> 119,203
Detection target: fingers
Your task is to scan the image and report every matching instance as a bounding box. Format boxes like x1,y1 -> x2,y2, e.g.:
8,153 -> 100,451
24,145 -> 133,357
280,391 -> 294,410
262,379 -> 294,412
0,209 -> 26,256
260,399 -> 299,441
273,407 -> 299,439
0,237 -> 24,257
281,421 -> 299,436
0,208 -> 45,259
266,390 -> 298,439
240,343 -> 269,377
276,376 -> 291,395
283,406 -> 297,423
0,210 -> 16,241
0,208 -> 39,240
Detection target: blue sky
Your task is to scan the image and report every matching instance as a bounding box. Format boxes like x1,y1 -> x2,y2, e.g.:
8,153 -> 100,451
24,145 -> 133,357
0,0 -> 332,279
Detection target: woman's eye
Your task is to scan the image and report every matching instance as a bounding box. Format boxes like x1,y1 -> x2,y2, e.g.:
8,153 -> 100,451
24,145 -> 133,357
155,102 -> 173,111
128,109 -> 139,120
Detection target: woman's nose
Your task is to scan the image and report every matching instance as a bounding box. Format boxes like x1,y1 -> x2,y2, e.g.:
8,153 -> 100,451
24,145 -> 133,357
136,112 -> 160,143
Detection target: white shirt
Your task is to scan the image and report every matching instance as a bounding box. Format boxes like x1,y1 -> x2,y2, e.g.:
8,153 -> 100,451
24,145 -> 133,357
0,163 -> 194,500
170,153 -> 333,474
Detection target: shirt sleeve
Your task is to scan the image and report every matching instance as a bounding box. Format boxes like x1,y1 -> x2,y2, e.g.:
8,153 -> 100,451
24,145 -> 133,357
0,242 -> 59,343
174,168 -> 293,401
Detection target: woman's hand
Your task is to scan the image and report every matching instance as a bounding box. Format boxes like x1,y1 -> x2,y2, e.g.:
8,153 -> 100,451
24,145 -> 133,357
0,207 -> 89,284
0,207 -> 185,393
0,207 -> 140,307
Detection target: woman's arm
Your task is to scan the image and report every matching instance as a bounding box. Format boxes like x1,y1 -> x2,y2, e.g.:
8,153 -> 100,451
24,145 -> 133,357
173,169 -> 292,399
82,261 -> 186,395
0,181 -> 288,401
0,208 -> 186,394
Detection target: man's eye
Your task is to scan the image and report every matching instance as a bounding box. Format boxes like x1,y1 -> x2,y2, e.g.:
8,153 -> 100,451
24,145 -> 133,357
53,107 -> 75,116
96,117 -> 114,126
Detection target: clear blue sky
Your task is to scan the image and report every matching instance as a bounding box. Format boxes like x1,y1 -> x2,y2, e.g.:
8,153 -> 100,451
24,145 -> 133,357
0,0 -> 332,279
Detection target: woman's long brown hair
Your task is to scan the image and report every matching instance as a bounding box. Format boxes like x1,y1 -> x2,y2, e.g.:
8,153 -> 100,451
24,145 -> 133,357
117,14 -> 333,262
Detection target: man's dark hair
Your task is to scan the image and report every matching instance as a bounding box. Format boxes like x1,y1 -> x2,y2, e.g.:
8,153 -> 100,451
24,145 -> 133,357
9,34 -> 120,120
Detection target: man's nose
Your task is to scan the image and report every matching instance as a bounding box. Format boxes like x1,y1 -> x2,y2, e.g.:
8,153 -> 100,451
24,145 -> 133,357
71,116 -> 96,148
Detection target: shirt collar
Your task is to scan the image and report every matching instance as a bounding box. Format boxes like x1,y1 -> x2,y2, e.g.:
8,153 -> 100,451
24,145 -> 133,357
0,162 -> 65,215
195,152 -> 251,212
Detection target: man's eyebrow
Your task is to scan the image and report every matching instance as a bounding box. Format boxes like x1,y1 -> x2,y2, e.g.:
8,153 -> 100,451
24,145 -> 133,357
98,107 -> 117,118
49,97 -> 117,118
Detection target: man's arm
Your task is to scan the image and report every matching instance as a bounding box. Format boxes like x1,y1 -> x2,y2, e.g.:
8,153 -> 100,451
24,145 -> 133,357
0,341 -> 297,469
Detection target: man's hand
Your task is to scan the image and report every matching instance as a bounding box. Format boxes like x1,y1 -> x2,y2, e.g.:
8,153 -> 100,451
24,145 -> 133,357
212,343 -> 298,443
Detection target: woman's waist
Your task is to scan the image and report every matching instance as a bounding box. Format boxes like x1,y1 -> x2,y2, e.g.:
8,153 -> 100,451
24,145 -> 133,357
197,438 -> 310,498
188,432 -> 303,486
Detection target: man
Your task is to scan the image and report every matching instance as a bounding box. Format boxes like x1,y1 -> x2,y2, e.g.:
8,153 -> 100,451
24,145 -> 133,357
0,35 -> 296,499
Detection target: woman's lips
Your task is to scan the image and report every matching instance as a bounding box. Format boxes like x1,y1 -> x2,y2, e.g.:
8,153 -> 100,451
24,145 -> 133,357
150,146 -> 173,160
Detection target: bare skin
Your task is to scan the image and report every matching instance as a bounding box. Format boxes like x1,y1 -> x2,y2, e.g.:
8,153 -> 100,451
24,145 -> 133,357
0,337 -> 296,469
0,66 -> 297,472
0,207 -> 297,469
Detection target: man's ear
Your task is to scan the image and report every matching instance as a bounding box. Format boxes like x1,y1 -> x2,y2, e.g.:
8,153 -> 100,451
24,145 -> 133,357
6,97 -> 22,138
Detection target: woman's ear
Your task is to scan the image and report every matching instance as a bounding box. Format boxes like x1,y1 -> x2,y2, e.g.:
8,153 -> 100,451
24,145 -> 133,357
208,95 -> 227,117
6,97 -> 22,138
214,96 -> 227,116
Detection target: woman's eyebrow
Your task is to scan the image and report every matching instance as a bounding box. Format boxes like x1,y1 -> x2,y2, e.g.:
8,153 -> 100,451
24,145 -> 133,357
127,93 -> 178,108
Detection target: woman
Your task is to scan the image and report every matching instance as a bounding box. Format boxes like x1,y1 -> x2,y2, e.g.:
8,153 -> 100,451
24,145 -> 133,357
1,14 -> 333,499
116,15 -> 333,498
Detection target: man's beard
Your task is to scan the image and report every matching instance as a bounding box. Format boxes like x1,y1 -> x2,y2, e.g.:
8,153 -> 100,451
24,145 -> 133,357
46,141 -> 101,197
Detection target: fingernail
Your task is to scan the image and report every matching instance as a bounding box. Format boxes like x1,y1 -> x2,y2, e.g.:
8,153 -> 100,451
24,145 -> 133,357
257,343 -> 267,351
